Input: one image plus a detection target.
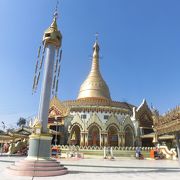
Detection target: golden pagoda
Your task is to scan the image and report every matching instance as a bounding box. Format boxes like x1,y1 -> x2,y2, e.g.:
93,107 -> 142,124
48,39 -> 154,147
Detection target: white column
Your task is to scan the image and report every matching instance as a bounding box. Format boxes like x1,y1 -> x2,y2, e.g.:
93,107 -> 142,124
118,133 -> 121,146
104,134 -> 108,146
100,131 -> 102,147
110,147 -> 114,158
101,134 -> 104,146
38,44 -> 56,133
122,133 -> 125,146
103,146 -> 107,158
85,133 -> 88,146
80,132 -> 84,146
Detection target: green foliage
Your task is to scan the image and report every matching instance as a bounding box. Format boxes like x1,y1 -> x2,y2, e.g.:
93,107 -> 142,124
0,129 -> 4,133
6,128 -> 15,133
17,117 -> 27,127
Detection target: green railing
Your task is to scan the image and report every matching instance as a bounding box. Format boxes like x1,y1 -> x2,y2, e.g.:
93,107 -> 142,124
58,145 -> 154,158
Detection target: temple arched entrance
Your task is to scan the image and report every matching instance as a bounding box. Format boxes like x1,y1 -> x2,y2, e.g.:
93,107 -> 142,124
124,126 -> 134,147
108,125 -> 118,146
70,124 -> 81,146
88,125 -> 100,146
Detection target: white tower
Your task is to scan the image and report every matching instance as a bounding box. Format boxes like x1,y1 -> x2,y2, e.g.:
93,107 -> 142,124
38,15 -> 62,133
27,14 -> 62,160
8,9 -> 68,177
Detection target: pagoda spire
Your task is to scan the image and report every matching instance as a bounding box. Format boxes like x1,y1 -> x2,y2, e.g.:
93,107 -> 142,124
77,37 -> 111,100
90,38 -> 100,75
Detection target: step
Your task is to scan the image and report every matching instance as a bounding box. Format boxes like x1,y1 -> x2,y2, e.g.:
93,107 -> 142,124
15,161 -> 60,167
7,167 -> 68,177
9,164 -> 65,171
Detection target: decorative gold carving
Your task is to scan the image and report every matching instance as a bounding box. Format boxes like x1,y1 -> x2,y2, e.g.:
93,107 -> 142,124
122,116 -> 134,131
49,109 -> 57,117
86,113 -> 105,130
105,114 -> 121,131
29,134 -> 52,140
62,98 -> 132,114
70,114 -> 84,131
32,118 -> 41,128
49,97 -> 69,117
43,17 -> 62,47
154,106 -> 180,135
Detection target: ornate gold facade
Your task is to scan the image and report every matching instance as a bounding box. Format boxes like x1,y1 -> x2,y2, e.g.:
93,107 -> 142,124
154,106 -> 180,135
48,96 -> 153,147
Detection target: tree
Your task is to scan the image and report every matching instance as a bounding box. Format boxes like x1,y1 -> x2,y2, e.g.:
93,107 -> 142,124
0,129 -> 4,133
17,117 -> 26,127
6,128 -> 15,133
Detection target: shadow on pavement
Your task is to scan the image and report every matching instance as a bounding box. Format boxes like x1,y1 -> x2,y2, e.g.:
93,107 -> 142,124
69,169 -> 180,174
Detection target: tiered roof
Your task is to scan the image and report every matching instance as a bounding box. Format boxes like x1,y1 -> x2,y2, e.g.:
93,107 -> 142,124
154,106 -> 180,135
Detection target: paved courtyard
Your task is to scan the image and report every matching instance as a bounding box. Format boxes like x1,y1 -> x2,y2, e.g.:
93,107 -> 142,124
0,156 -> 180,180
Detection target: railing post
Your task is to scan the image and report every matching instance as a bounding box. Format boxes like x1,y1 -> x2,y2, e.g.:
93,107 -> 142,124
175,132 -> 180,164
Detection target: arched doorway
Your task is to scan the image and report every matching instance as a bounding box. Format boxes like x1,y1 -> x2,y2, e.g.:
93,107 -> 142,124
70,125 -> 81,146
88,125 -> 100,146
124,126 -> 134,147
108,126 -> 118,146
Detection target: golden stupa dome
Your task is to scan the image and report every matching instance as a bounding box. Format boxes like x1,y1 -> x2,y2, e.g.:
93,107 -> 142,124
77,40 -> 111,100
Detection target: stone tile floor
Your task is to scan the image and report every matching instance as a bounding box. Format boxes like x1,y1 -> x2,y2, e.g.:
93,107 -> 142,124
0,156 -> 180,180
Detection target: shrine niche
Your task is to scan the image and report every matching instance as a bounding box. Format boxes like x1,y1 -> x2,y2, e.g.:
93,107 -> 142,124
70,124 -> 81,146
124,125 -> 134,147
107,125 -> 118,146
88,124 -> 100,146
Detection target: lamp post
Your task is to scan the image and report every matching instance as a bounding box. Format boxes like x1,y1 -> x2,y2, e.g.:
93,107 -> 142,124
54,117 -> 58,146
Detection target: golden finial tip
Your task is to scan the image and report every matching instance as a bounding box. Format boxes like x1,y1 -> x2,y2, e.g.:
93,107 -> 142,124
93,32 -> 100,51
54,11 -> 58,19
95,32 -> 99,42
42,0 -> 62,47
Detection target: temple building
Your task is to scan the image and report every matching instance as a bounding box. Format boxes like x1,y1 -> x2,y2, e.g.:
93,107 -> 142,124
48,39 -> 154,147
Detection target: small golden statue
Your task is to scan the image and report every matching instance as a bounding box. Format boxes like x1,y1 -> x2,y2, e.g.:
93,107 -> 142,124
71,131 -> 76,141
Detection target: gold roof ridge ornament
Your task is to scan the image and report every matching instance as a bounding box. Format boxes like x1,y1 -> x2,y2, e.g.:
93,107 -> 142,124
32,117 -> 41,128
49,96 -> 70,117
77,36 -> 111,100
31,117 -> 42,134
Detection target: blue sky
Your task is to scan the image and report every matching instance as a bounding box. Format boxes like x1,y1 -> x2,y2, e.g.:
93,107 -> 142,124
0,0 -> 180,128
